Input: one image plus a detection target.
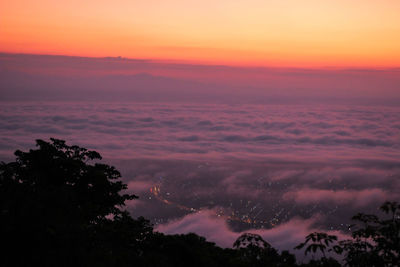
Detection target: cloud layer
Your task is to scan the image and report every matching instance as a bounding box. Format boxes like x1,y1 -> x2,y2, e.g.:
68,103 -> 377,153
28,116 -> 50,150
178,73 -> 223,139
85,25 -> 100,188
0,101 -> 399,252
156,209 -> 349,260
1,102 -> 399,161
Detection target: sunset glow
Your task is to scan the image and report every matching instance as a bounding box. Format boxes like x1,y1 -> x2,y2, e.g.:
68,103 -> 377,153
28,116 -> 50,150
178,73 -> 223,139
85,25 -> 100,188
1,1 -> 400,263
1,0 -> 400,67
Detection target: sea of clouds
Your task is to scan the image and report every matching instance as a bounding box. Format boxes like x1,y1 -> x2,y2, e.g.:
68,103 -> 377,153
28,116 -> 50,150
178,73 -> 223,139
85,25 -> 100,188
1,101 -> 399,253
1,102 -> 399,159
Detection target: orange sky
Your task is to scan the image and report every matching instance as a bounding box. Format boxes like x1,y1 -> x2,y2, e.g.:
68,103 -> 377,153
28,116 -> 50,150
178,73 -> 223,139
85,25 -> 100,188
1,0 -> 400,67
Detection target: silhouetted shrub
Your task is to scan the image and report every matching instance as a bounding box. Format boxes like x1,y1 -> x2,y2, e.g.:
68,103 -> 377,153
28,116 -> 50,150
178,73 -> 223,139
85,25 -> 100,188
2,139 -> 398,266
296,201 -> 400,267
0,138 -> 143,266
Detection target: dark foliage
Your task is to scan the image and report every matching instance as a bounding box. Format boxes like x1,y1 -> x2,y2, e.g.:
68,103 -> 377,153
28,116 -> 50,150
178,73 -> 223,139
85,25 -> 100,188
1,139 -> 398,267
295,202 -> 400,267
0,139 -> 295,267
0,138 -> 142,266
233,233 -> 296,266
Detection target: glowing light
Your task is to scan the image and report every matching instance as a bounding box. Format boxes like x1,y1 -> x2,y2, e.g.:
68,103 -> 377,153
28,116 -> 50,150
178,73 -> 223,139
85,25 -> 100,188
1,0 -> 399,67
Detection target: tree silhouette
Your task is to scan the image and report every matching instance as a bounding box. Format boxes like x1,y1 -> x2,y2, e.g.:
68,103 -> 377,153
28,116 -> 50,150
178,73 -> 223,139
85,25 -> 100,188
338,201 -> 400,266
233,233 -> 296,266
0,138 -> 142,266
2,138 -> 398,266
294,232 -> 341,266
295,232 -> 338,258
296,201 -> 400,267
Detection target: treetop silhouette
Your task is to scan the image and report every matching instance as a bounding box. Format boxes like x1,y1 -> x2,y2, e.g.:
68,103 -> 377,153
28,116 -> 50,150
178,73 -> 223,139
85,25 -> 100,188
0,138 -> 141,266
1,138 -> 398,267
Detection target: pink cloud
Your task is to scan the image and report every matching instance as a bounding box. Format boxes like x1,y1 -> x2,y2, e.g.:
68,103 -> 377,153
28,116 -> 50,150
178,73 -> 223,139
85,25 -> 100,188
156,209 -> 347,252
283,188 -> 396,207
156,210 -> 237,248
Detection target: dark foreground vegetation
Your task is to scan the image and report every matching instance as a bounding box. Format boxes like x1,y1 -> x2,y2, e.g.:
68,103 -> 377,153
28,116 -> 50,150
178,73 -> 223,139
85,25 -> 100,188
1,139 -> 399,266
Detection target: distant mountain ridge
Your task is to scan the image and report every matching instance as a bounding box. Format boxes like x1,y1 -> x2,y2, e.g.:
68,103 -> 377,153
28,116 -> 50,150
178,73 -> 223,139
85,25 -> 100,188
1,53 -> 399,105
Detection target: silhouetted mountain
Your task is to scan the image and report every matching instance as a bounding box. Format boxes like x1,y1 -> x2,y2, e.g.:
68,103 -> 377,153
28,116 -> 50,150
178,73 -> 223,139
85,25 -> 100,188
1,53 -> 400,105
0,70 -> 226,102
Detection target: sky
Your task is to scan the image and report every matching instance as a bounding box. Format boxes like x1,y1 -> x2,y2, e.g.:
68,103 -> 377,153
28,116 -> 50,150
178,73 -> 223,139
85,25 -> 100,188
1,0 -> 400,67
1,53 -> 400,104
1,0 -> 400,256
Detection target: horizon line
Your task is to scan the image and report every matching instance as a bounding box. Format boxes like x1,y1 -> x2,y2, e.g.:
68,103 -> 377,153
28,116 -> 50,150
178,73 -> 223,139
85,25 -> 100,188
2,51 -> 399,71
